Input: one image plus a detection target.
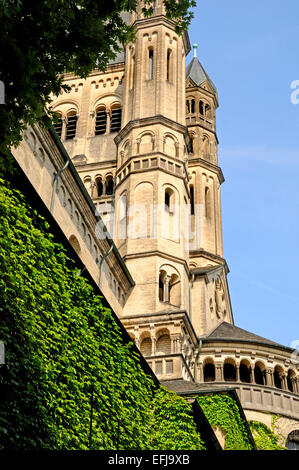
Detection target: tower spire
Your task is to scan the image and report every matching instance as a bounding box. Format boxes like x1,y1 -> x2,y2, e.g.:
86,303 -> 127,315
193,43 -> 198,58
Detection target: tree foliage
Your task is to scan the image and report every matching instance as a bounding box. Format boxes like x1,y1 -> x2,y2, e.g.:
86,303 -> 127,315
0,177 -> 203,450
0,0 -> 196,170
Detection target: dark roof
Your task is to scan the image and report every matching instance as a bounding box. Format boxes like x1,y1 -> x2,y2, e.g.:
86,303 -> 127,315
186,57 -> 217,94
205,321 -> 289,349
161,379 -> 234,394
107,49 -> 125,65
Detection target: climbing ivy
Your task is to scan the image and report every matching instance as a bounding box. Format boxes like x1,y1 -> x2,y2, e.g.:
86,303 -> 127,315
150,388 -> 206,450
196,393 -> 254,450
0,178 -> 204,450
249,416 -> 286,450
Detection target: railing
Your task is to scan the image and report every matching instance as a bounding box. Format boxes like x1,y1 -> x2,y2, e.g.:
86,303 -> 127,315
203,381 -> 299,420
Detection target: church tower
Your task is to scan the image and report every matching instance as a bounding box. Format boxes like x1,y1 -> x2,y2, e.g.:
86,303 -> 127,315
185,45 -> 233,338
26,2 -> 299,441
114,2 -> 190,316
114,2 -> 200,380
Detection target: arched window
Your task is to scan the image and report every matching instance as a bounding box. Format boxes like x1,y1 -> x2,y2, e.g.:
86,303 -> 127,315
240,361 -> 251,383
156,334 -> 171,355
158,267 -> 180,307
186,100 -> 190,114
205,187 -> 211,218
83,176 -> 92,196
95,106 -> 107,135
274,366 -> 283,389
140,337 -> 152,357
110,104 -> 122,133
159,274 -> 164,301
169,273 -> 180,307
254,362 -> 265,385
287,370 -> 296,392
165,188 -> 174,213
199,100 -> 204,115
286,430 -> 299,450
105,175 -> 114,195
149,48 -> 154,80
118,192 -> 127,240
65,111 -> 78,139
204,362 -> 215,382
69,235 -> 81,255
224,360 -> 236,382
166,49 -> 172,82
95,177 -> 103,197
191,99 -> 195,114
190,185 -> 195,215
53,112 -> 63,138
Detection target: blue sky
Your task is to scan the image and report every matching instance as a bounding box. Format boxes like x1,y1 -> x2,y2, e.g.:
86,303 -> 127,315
187,0 -> 299,346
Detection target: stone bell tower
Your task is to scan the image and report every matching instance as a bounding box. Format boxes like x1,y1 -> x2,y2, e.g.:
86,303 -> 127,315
114,1 -> 198,381
185,45 -> 233,337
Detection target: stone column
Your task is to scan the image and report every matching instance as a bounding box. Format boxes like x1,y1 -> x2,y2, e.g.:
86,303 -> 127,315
281,375 -> 287,391
215,362 -> 223,382
164,275 -> 171,303
266,368 -> 274,387
236,365 -> 240,382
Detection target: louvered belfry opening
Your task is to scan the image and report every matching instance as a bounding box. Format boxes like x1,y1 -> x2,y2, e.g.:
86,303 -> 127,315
53,113 -> 63,138
110,104 -> 122,133
65,111 -> 78,139
95,107 -> 107,135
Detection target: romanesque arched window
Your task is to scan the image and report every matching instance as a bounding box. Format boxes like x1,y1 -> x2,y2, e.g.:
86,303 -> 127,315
118,192 -> 127,240
199,100 -> 204,115
166,49 -> 172,82
286,430 -> 299,450
140,337 -> 152,357
69,235 -> 81,255
65,110 -> 78,139
110,103 -> 122,133
156,332 -> 171,355
53,112 -> 63,138
274,366 -> 283,389
105,175 -> 114,195
149,48 -> 154,80
205,186 -> 211,218
287,369 -> 296,392
190,185 -> 195,215
204,361 -> 215,382
240,360 -> 251,383
158,266 -> 181,307
95,106 -> 107,135
95,176 -> 103,197
224,359 -> 237,382
191,99 -> 195,114
254,362 -> 265,385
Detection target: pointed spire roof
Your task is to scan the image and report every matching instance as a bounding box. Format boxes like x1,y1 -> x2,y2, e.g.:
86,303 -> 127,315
186,46 -> 217,95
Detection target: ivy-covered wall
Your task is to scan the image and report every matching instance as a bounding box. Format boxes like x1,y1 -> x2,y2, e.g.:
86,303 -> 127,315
196,393 -> 254,450
249,417 -> 286,450
0,179 -> 205,450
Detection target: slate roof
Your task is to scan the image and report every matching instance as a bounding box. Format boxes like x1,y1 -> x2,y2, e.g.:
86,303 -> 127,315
205,321 -> 290,349
107,49 -> 125,65
161,379 -> 235,394
186,57 -> 217,94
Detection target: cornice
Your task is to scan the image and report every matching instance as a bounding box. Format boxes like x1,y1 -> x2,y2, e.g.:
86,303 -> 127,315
114,115 -> 189,146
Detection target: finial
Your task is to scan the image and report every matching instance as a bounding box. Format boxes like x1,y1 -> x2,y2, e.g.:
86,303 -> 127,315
193,43 -> 198,58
